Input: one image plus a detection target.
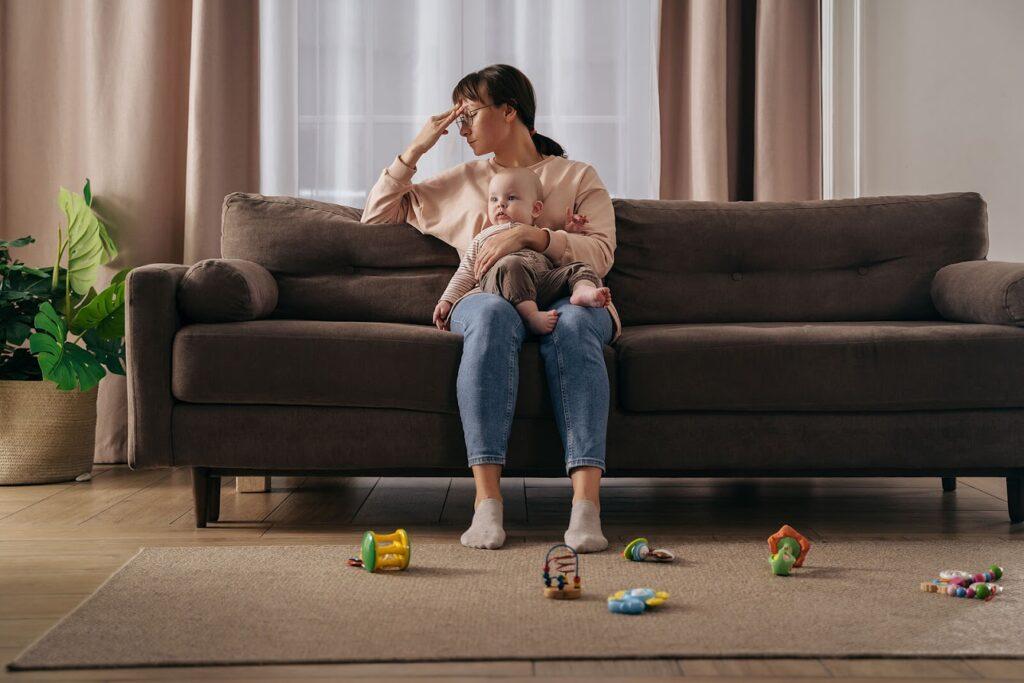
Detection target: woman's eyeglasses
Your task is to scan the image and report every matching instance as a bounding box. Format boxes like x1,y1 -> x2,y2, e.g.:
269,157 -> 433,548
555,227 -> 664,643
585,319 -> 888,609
456,104 -> 497,130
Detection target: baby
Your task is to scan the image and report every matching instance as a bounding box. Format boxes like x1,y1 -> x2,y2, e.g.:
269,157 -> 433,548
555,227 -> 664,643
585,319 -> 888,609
432,167 -> 612,334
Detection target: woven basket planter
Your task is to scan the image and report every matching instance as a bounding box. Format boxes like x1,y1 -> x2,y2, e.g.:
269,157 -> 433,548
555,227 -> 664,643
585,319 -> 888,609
0,380 -> 97,485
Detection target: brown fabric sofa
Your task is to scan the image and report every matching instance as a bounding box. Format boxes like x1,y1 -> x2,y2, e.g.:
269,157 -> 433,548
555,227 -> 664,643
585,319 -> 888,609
125,191 -> 1024,526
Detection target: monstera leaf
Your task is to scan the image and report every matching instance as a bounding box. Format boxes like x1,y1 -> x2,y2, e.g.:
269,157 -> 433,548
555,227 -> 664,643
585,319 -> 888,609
71,268 -> 129,339
58,181 -> 117,295
83,329 -> 125,375
28,302 -> 105,391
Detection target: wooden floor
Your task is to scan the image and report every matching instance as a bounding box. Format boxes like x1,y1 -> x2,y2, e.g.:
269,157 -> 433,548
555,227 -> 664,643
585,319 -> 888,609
1,466 -> 1022,682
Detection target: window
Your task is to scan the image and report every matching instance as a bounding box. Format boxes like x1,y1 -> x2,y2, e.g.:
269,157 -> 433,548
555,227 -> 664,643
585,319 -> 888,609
260,0 -> 661,207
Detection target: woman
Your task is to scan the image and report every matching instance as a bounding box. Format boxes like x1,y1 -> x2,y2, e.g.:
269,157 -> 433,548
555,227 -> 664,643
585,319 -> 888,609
361,64 -> 621,552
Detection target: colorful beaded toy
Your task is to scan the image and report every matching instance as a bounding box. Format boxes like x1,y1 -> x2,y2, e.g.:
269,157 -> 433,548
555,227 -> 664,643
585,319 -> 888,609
542,544 -> 582,600
919,565 -> 1005,601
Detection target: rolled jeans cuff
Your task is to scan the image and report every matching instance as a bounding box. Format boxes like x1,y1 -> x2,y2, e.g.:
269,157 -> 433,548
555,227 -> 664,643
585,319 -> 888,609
468,455 -> 506,468
565,459 -> 606,476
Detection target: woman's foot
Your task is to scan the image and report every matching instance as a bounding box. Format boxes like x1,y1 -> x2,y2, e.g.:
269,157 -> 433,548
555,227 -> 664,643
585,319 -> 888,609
460,498 -> 506,549
570,284 -> 612,308
524,309 -> 559,335
564,499 -> 608,553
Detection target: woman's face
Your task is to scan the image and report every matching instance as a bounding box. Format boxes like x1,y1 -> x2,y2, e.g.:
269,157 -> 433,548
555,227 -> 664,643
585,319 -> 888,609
456,85 -> 507,155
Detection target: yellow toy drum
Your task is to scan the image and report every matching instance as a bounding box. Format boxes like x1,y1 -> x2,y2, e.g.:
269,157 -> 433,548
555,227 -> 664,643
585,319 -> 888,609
360,528 -> 410,572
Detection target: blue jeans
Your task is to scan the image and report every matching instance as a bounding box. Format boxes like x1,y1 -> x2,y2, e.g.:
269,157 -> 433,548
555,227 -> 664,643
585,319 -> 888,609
449,292 -> 614,475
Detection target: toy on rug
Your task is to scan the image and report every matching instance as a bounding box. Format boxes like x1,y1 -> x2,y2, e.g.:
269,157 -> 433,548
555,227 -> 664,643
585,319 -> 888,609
542,544 -> 582,599
607,588 -> 670,614
920,565 -> 1005,601
767,524 -> 811,576
347,528 -> 410,572
623,537 -> 676,562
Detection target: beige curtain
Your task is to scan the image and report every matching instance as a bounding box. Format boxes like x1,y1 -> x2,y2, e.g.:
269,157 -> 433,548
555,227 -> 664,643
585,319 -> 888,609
659,0 -> 821,201
0,0 -> 259,463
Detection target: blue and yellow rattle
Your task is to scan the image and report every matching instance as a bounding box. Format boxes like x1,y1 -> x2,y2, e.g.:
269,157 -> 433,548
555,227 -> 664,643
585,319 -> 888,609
607,588 -> 670,614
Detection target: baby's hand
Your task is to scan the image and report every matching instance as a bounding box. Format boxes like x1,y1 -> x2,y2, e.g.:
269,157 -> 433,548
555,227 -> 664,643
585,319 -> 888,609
433,300 -> 453,330
564,208 -> 589,233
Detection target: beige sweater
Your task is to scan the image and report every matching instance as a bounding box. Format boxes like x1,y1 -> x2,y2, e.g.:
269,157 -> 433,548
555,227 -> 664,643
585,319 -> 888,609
361,153 -> 621,341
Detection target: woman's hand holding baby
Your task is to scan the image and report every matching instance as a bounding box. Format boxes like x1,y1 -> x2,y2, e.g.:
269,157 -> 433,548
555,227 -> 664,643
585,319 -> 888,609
473,226 -> 527,280
433,300 -> 453,330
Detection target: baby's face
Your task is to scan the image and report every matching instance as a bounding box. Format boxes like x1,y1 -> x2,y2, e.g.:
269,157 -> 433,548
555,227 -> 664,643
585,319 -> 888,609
488,174 -> 542,226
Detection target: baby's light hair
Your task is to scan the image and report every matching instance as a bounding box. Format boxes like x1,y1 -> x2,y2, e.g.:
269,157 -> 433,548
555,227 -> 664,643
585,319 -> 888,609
490,167 -> 544,204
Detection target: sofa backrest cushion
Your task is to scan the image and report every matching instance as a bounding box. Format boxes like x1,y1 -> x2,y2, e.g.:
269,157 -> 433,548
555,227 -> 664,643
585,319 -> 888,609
605,192 -> 987,324
221,193 -> 458,323
221,191 -> 987,326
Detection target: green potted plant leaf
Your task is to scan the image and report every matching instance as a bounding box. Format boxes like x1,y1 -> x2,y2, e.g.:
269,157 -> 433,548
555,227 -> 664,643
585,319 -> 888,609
0,179 -> 131,485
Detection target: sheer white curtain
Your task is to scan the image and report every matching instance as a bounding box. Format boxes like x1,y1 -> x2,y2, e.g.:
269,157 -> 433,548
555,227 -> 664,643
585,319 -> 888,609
260,0 -> 661,207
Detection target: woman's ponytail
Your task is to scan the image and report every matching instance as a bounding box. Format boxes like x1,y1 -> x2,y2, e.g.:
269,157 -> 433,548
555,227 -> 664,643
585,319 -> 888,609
531,131 -> 566,158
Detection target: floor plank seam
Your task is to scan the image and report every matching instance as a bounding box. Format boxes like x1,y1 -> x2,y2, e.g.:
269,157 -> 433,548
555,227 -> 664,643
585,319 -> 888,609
257,484 -> 299,524
0,468 -> 116,525
74,470 -> 174,527
167,506 -> 193,527
345,477 -> 380,525
437,477 -> 454,524
961,479 -> 1008,503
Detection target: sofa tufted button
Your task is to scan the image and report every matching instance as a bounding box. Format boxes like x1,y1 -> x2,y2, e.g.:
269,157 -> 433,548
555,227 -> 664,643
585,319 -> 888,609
857,266 -> 868,275
731,272 -> 742,281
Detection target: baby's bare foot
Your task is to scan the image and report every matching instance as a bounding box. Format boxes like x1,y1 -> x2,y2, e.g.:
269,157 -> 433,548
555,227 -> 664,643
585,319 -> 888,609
570,285 -> 612,308
525,309 -> 559,335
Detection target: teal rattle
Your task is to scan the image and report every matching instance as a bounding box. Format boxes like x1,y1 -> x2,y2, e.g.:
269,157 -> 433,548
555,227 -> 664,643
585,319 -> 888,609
623,538 -> 676,562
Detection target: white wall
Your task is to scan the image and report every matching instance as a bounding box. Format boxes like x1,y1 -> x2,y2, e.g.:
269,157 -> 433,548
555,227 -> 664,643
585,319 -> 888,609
828,0 -> 1024,260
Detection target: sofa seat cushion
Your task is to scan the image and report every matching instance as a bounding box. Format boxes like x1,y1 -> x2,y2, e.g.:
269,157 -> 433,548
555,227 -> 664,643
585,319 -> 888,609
615,321 -> 1024,412
171,320 -> 615,417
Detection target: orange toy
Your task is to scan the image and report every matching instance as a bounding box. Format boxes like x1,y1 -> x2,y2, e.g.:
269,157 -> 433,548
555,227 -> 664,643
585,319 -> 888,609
767,524 -> 811,568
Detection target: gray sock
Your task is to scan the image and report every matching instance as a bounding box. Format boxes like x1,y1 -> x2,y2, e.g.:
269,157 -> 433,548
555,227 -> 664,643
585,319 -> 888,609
564,499 -> 608,553
460,498 -> 506,550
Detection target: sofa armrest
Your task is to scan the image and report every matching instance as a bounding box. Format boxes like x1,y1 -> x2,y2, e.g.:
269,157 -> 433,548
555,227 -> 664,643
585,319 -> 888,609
931,261 -> 1024,326
125,264 -> 189,469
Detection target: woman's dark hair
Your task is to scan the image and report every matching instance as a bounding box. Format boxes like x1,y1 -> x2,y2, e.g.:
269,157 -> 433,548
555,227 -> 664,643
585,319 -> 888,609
451,64 -> 566,158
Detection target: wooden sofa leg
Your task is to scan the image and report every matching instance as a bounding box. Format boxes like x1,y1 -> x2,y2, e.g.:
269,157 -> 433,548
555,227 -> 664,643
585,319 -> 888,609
942,477 -> 956,492
208,475 -> 221,523
1008,476 -> 1023,524
192,467 -> 210,528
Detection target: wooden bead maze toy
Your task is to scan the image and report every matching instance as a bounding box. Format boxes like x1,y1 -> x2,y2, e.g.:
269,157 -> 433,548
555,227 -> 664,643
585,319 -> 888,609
542,544 -> 582,599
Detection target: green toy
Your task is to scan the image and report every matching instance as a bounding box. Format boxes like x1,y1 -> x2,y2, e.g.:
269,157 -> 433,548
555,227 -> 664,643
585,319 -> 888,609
347,529 -> 411,572
770,542 -> 799,576
767,524 -> 811,576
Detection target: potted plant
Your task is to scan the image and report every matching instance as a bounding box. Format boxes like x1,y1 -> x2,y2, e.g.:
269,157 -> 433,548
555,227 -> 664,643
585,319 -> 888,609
0,179 -> 131,485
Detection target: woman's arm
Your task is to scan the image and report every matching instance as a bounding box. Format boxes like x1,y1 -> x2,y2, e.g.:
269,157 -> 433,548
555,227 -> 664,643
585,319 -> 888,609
363,105 -> 466,225
520,226 -> 551,253
361,153 -> 420,225
539,165 -> 616,277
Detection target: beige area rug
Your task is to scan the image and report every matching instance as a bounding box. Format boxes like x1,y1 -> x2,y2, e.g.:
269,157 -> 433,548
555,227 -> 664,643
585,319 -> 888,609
10,539 -> 1024,670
